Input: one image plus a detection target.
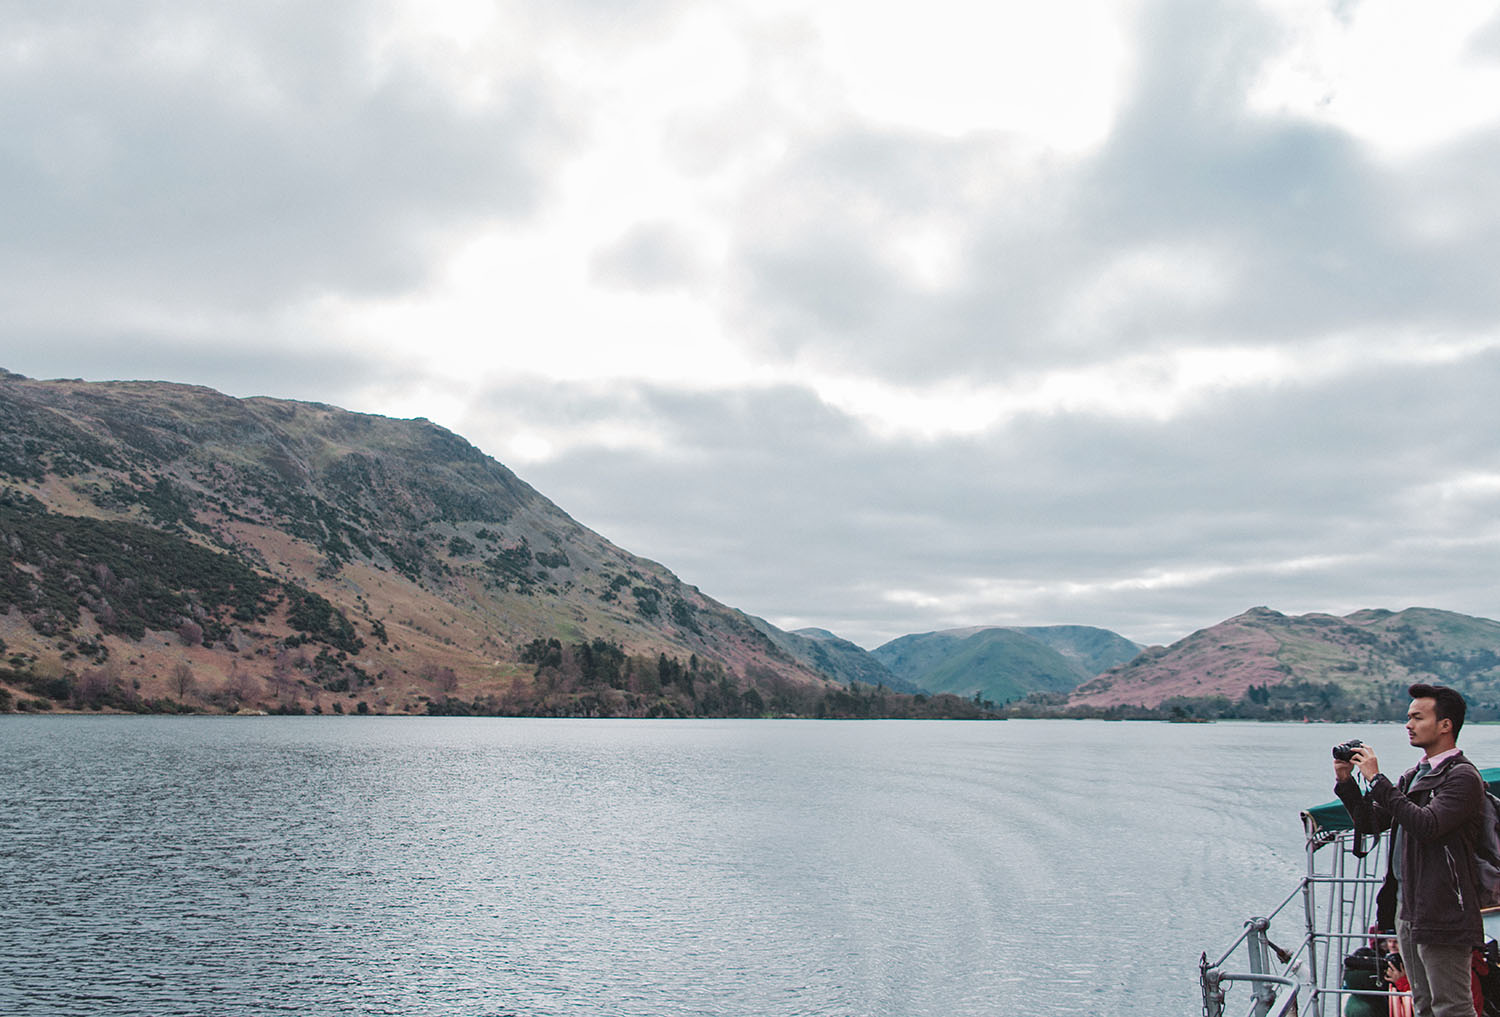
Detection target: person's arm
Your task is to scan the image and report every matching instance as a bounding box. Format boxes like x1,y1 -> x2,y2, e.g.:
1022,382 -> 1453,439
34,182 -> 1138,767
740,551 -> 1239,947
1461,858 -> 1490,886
1369,764 -> 1483,842
1336,756 -> 1391,835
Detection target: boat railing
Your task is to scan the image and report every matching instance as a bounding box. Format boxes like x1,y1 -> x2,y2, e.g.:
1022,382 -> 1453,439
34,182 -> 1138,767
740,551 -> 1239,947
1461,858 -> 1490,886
1200,887 -> 1309,1017
1200,819 -> 1416,1017
1199,914 -> 1303,1017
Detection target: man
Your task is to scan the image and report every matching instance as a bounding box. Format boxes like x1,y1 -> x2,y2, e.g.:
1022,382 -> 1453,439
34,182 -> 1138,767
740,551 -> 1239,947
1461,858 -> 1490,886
1336,683 -> 1486,1017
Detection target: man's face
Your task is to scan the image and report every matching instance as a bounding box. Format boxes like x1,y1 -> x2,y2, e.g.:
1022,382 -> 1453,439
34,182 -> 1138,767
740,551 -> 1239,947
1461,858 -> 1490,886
1407,697 -> 1450,750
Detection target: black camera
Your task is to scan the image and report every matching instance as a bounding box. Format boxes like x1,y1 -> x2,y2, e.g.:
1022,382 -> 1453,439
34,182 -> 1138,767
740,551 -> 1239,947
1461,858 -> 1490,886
1332,739 -> 1365,762
1342,948 -> 1400,987
1347,950 -> 1401,972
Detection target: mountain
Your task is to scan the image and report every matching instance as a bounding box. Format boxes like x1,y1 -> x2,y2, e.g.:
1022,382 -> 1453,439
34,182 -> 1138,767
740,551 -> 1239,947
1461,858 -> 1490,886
746,622 -> 923,693
1017,625 -> 1148,676
871,625 -> 1143,704
1068,605 -> 1500,716
1,370 -> 913,717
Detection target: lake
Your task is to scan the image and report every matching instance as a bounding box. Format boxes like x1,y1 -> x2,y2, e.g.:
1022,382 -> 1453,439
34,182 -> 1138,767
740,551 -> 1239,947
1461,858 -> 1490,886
6,716 -> 1495,1016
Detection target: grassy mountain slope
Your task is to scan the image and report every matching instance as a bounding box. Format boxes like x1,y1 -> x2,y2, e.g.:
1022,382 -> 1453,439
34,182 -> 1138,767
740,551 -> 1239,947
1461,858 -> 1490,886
1018,625 -> 1146,678
871,625 -> 1143,704
0,371 -> 858,716
758,625 -> 922,693
1068,605 -> 1500,716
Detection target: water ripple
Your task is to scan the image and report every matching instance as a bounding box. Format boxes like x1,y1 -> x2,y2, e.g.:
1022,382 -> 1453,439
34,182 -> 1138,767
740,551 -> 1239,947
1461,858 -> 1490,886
9,716 -> 1500,1015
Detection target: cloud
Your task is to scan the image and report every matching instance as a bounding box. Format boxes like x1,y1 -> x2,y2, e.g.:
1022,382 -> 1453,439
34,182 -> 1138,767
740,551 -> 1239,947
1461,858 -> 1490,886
590,221 -> 704,292
5,0 -> 1500,652
717,0 -> 1500,391
2,331 -> 401,405
448,340 -> 1500,648
0,0 -> 570,322
1251,0 -> 1500,154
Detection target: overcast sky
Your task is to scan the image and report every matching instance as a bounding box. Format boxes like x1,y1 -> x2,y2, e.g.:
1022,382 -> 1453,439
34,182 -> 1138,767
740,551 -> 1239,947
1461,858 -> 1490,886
5,0 -> 1500,649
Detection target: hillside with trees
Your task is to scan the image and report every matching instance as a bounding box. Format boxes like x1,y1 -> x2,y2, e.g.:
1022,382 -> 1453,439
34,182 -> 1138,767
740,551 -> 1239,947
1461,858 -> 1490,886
1059,606 -> 1500,721
0,370 -> 997,719
11,372 -> 1500,724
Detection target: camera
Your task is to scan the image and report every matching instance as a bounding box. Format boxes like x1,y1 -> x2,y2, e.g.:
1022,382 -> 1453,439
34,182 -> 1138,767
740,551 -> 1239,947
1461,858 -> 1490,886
1346,950 -> 1401,972
1332,739 -> 1365,762
1342,948 -> 1401,987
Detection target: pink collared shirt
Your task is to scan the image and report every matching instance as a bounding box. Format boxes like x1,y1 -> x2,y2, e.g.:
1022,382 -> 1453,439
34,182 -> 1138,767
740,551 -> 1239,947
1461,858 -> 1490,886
1414,747 -> 1461,778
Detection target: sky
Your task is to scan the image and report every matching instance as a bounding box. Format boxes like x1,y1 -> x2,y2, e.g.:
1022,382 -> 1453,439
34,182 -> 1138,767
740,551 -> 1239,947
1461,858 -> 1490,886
5,0 -> 1500,650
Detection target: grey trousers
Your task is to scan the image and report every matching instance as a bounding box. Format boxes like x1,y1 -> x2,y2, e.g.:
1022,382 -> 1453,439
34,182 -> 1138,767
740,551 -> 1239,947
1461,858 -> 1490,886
1396,915 -> 1475,1017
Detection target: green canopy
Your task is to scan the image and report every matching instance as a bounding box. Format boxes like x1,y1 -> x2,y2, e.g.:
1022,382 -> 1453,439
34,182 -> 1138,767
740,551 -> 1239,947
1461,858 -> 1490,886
1303,765 -> 1500,835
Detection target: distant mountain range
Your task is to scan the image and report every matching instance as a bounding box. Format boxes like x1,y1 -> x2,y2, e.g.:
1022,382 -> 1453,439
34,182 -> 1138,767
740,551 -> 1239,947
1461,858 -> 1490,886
748,622 -> 925,694
871,625 -> 1143,704
1069,605 -> 1500,720
5,370 -> 1500,721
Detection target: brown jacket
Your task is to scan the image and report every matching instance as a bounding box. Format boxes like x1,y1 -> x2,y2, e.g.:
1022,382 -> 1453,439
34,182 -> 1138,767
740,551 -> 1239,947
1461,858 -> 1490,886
1336,750 -> 1485,947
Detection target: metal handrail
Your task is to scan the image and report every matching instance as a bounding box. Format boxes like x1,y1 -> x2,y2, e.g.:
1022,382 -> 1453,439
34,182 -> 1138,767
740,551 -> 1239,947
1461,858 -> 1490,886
1321,985 -> 1414,1000
1201,823 -> 1398,1017
1202,915 -> 1314,1017
1209,973 -> 1300,1017
1208,885 -> 1307,969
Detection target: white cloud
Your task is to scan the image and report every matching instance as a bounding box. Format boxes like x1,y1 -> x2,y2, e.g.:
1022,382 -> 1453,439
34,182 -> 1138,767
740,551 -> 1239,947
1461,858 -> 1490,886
317,227 -> 750,391
1251,0 -> 1500,155
1417,472 -> 1500,503
885,552 -> 1360,616
812,0 -> 1138,148
794,330 -> 1500,441
1056,243 -> 1236,340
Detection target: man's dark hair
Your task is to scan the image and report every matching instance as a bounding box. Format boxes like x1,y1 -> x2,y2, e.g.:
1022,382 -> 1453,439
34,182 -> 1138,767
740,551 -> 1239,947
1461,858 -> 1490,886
1409,683 -> 1467,739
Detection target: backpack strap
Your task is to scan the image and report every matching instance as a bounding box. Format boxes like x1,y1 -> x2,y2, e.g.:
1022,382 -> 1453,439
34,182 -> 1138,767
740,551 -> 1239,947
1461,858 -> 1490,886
1457,761 -> 1500,910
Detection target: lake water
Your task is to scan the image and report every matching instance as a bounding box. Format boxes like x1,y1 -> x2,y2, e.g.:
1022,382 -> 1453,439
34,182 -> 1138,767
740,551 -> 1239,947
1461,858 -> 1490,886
7,716 -> 1500,1017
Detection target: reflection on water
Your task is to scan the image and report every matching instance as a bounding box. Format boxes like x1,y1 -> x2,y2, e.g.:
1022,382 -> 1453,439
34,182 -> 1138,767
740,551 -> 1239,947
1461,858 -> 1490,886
6,716 -> 1497,1016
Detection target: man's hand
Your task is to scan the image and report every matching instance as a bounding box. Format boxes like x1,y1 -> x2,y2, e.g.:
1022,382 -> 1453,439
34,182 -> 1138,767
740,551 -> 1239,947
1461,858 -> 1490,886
1351,745 -> 1380,781
1334,757 -> 1355,782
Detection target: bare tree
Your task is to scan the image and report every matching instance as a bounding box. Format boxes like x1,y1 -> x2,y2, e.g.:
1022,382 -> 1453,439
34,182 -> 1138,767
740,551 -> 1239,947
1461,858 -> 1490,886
176,619 -> 203,647
220,660 -> 260,709
421,661 -> 459,693
171,661 -> 197,700
270,651 -> 296,700
75,667 -> 109,708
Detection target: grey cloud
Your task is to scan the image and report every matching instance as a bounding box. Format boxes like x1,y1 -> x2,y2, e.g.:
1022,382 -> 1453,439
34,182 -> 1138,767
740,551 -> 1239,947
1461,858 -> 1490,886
590,222 -> 703,291
1080,0 -> 1498,338
0,1 -> 571,313
0,332 -> 400,407
532,0 -> 687,39
723,0 -> 1500,382
459,345 -> 1500,648
1468,9 -> 1500,60
726,129 -> 1007,368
